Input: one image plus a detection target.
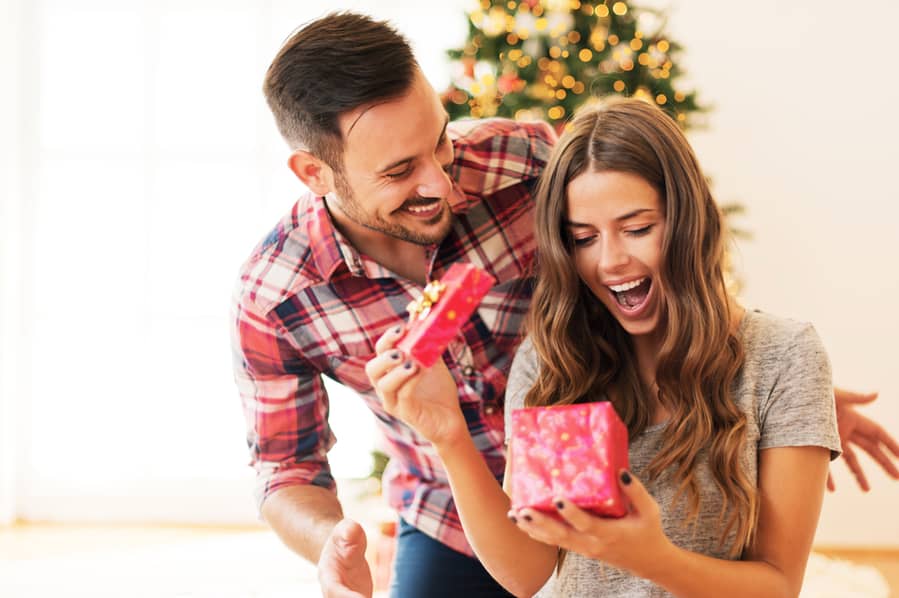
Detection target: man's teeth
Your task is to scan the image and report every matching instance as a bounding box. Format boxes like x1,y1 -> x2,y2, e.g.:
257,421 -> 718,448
608,278 -> 646,293
406,203 -> 438,213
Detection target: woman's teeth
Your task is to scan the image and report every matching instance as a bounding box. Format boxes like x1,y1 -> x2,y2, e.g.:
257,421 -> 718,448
608,277 -> 646,293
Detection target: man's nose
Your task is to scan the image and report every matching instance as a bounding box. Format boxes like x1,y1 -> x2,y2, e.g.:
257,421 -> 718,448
416,159 -> 452,199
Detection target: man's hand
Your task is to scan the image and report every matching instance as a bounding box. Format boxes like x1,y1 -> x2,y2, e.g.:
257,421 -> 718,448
829,388 -> 899,492
318,519 -> 374,598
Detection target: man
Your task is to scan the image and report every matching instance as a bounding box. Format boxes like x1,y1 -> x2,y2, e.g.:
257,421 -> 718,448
232,12 -> 899,598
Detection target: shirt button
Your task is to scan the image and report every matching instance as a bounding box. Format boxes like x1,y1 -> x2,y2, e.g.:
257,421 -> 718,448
462,366 -> 475,376
485,406 -> 495,415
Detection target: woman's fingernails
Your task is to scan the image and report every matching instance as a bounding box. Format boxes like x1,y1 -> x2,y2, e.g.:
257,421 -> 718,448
403,361 -> 413,370
555,500 -> 564,510
393,325 -> 403,334
389,351 -> 400,360
620,471 -> 632,485
522,514 -> 532,522
508,514 -> 517,524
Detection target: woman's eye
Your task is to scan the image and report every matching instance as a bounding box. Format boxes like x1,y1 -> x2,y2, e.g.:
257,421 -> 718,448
627,225 -> 653,237
573,235 -> 596,247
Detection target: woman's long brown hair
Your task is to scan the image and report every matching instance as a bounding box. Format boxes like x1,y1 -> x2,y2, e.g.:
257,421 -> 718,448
525,98 -> 757,556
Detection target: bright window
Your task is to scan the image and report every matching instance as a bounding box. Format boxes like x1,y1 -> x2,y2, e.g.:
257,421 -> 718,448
12,0 -> 467,524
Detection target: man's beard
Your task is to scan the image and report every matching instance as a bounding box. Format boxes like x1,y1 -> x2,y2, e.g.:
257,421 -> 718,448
333,175 -> 452,246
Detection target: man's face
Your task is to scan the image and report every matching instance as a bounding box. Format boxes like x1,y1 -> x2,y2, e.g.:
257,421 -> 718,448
330,70 -> 455,247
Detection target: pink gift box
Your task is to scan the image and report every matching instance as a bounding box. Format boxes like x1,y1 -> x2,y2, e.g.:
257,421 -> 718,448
509,402 -> 629,517
396,263 -> 494,368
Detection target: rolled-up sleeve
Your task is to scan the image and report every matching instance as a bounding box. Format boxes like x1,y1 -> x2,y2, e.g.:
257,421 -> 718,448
232,295 -> 336,512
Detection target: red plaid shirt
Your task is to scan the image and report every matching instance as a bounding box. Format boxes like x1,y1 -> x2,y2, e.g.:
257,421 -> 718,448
232,118 -> 555,556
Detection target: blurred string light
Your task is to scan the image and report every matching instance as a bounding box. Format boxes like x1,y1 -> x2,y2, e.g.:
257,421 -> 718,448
445,0 -> 705,129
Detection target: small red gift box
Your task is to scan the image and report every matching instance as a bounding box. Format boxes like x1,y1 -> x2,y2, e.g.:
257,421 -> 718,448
396,263 -> 495,368
509,402 -> 629,517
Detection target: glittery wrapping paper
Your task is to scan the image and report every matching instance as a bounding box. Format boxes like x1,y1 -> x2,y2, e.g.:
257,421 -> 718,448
396,263 -> 495,368
510,402 -> 629,517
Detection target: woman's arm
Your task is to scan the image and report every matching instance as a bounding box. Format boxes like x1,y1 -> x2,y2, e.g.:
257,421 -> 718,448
512,445 -> 829,598
365,327 -> 557,597
653,445 -> 830,597
434,437 -> 558,597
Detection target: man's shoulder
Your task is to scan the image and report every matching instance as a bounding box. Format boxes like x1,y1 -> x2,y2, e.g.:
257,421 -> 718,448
234,193 -> 323,315
448,117 -> 556,147
449,118 -> 557,197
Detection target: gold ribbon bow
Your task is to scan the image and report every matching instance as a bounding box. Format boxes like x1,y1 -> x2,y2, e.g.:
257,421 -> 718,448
406,279 -> 447,322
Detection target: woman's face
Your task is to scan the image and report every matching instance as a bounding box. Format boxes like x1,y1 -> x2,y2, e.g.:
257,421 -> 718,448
565,170 -> 666,339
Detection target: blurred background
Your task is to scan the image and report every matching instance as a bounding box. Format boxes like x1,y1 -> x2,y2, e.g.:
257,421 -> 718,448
1,0 -> 897,595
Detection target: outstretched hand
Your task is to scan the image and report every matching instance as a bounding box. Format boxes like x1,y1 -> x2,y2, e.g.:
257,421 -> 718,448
508,470 -> 672,579
830,388 -> 899,491
365,325 -> 466,447
318,519 -> 373,598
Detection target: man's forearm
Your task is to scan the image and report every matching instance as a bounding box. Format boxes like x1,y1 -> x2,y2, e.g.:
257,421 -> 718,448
261,484 -> 345,564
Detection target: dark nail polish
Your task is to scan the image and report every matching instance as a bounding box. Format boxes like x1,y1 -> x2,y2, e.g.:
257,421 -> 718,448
555,500 -> 564,510
522,514 -> 532,522
393,325 -> 403,334
620,471 -> 632,485
508,514 -> 518,524
403,361 -> 413,370
389,351 -> 400,360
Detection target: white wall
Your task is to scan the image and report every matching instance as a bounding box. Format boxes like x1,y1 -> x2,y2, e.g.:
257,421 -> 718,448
0,0 -> 26,525
652,0 -> 899,546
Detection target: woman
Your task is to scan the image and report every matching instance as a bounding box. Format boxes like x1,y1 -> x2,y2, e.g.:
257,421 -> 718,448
366,98 -> 840,597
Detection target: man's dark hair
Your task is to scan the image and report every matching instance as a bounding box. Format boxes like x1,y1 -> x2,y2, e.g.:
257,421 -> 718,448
263,12 -> 419,172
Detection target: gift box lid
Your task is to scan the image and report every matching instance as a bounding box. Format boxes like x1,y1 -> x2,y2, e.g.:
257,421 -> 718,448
396,263 -> 494,368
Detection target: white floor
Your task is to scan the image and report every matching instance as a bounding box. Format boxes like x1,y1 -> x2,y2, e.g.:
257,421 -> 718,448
0,530 -> 321,597
0,527 -> 889,598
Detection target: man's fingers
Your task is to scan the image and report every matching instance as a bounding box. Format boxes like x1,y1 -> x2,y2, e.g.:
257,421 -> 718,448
334,519 -> 368,555
374,324 -> 405,354
854,436 -> 899,479
834,387 -> 878,406
878,427 -> 899,458
842,445 -> 871,492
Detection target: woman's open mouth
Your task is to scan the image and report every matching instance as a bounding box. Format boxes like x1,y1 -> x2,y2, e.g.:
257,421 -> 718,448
607,276 -> 653,314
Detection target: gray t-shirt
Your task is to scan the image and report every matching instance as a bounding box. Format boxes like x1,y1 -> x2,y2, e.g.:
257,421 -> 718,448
504,309 -> 841,597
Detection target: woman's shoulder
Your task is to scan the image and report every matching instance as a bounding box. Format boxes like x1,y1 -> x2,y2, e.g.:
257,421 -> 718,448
740,309 -> 826,363
505,336 -> 539,412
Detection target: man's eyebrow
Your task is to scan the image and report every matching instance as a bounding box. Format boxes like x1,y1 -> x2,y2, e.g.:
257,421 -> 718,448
562,208 -> 657,227
376,115 -> 450,175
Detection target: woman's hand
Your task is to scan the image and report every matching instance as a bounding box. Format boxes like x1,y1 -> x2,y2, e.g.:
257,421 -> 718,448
508,470 -> 673,579
365,325 -> 467,447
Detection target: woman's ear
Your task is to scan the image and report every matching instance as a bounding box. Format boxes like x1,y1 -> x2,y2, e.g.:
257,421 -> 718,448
287,150 -> 333,196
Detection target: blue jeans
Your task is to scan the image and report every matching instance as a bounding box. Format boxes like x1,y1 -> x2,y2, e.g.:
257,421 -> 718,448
389,519 -> 515,598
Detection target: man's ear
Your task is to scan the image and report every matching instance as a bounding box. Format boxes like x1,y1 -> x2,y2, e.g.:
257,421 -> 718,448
287,150 -> 333,196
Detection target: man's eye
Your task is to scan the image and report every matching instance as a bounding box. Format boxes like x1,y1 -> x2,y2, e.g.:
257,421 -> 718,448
386,166 -> 413,179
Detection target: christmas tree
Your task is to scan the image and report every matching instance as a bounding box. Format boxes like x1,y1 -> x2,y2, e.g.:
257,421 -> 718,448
443,0 -> 704,130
